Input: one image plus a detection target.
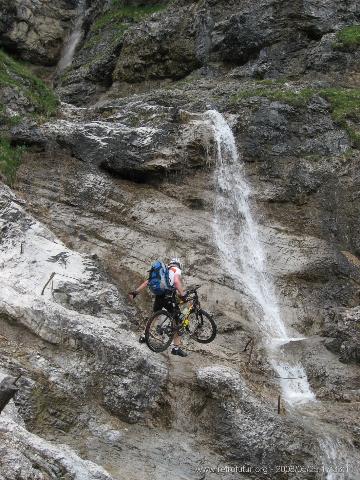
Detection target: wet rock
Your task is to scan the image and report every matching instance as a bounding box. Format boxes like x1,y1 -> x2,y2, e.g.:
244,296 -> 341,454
323,307 -> 360,364
52,0 -> 359,106
211,0 -> 279,66
230,93 -> 359,257
197,365 -> 320,479
56,1 -> 178,105
11,100 -> 212,181
55,1 -> 121,105
282,337 -> 360,401
0,376 -> 18,414
305,33 -> 360,75
236,97 -> 350,163
56,80 -> 100,106
0,0 -> 77,65
220,0 -> 360,78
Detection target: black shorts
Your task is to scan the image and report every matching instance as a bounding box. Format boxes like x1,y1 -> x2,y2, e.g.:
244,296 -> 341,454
153,294 -> 181,318
153,294 -> 173,313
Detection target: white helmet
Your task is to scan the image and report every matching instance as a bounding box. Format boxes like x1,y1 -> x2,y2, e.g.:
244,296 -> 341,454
169,257 -> 183,270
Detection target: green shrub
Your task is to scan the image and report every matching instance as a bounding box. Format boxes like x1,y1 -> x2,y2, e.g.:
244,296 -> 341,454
0,138 -> 25,185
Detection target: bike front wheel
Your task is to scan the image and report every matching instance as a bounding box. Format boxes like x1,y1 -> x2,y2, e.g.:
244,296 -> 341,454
145,310 -> 175,353
188,309 -> 217,344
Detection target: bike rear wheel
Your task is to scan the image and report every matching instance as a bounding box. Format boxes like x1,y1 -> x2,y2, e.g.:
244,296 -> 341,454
145,310 -> 175,352
188,309 -> 217,344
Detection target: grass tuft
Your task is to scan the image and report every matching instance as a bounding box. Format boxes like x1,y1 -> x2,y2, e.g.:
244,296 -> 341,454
0,138 -> 25,185
230,86 -> 315,107
320,88 -> 360,147
335,25 -> 360,48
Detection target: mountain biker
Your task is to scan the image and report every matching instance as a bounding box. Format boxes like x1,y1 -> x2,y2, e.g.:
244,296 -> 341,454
129,257 -> 188,357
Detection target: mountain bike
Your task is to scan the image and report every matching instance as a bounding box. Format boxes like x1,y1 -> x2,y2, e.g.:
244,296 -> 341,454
144,285 -> 217,353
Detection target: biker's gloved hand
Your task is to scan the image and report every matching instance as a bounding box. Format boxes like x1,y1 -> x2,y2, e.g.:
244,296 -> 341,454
179,292 -> 188,302
128,290 -> 138,299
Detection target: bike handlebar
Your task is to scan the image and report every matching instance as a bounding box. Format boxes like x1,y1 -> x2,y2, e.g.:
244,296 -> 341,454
186,285 -> 201,294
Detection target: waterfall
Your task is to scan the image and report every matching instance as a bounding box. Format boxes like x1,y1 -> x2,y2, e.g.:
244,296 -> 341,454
57,0 -> 85,73
205,110 -> 360,478
320,437 -> 358,480
205,110 -> 315,407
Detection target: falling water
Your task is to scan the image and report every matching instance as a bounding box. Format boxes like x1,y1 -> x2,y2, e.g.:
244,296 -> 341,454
203,110 -> 360,478
57,0 -> 85,73
319,437 -> 359,480
205,110 -> 315,406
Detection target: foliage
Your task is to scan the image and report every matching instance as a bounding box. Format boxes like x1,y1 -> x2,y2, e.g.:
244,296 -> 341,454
335,25 -> 360,48
319,88 -> 360,121
0,137 -> 25,185
320,88 -> 360,147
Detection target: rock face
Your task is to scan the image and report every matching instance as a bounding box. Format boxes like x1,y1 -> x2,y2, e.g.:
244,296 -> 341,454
54,0 -> 360,105
113,3 -> 204,83
1,0 -> 360,478
209,0 -> 360,78
55,1 -> 173,104
0,184 -> 168,425
0,415 -> 113,480
324,307 -> 360,364
0,0 -> 77,65
3,79 -> 360,478
197,365 -> 320,479
10,100 -> 211,181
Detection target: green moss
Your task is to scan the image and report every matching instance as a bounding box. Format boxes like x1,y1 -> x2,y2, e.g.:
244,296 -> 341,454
230,87 -> 315,107
84,23 -> 129,51
0,113 -> 23,127
0,49 -> 58,118
320,88 -> 360,148
319,88 -> 360,121
230,84 -> 360,149
84,4 -> 167,52
254,78 -> 287,86
335,25 -> 360,48
0,137 -> 25,185
92,4 -> 166,35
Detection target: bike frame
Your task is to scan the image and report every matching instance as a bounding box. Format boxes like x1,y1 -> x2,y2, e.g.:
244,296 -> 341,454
177,287 -> 202,330
145,284 -> 216,352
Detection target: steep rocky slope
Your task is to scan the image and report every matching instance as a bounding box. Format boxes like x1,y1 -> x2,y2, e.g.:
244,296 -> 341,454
0,0 -> 360,479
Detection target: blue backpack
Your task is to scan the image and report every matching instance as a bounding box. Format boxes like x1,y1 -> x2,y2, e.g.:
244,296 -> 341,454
148,261 -> 173,295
